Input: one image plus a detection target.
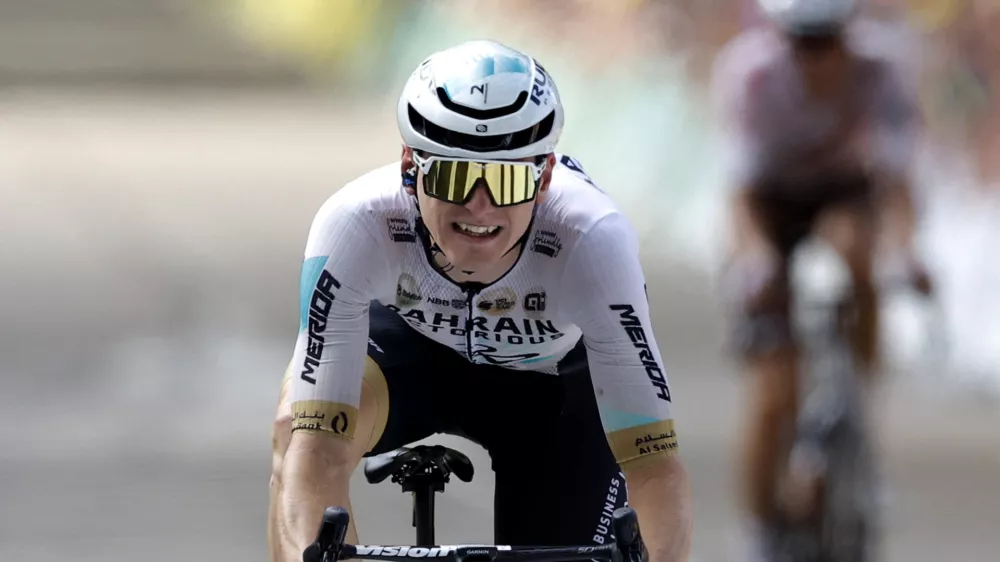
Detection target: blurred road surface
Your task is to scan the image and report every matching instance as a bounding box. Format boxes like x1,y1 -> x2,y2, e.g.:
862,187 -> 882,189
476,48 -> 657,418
1,92 -> 997,562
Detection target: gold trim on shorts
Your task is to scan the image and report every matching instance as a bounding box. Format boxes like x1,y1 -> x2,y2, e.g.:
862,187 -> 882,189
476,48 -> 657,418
362,356 -> 390,451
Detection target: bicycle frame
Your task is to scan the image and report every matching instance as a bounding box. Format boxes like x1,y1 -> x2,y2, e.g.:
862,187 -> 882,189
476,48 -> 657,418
785,239 -> 876,562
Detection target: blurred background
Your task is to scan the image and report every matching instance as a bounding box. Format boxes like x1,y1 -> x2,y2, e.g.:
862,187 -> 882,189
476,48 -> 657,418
1,1 -> 997,561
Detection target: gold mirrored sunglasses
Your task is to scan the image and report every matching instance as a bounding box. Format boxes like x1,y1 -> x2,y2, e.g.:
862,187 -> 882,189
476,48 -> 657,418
412,152 -> 546,207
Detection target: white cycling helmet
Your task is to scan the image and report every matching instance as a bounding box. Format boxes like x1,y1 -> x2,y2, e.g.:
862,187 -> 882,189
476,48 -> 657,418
757,0 -> 860,37
397,39 -> 564,161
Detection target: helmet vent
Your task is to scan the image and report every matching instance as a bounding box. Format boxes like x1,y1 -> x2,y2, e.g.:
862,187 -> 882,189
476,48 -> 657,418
408,105 -> 555,154
435,88 -> 530,120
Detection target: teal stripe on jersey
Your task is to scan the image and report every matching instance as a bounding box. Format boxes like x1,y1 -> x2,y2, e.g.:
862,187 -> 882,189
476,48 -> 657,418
299,256 -> 330,331
600,408 -> 661,432
520,354 -> 553,364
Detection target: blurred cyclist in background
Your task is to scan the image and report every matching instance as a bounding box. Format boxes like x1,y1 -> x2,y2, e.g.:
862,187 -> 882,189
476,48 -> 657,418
710,0 -> 933,555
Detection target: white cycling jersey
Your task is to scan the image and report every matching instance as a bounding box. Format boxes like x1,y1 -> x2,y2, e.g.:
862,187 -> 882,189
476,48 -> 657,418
289,155 -> 677,464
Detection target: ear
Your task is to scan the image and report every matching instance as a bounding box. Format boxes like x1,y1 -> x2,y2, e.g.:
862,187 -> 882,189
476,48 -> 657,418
534,153 -> 558,204
400,145 -> 417,195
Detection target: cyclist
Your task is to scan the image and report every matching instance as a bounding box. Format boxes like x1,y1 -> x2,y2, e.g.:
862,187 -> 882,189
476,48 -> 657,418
269,40 -> 693,562
710,0 -> 932,551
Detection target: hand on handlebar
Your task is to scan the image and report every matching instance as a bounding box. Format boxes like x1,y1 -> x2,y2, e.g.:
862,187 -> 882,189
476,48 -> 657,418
878,251 -> 934,297
909,259 -> 933,297
305,506 -> 648,562
612,507 -> 649,562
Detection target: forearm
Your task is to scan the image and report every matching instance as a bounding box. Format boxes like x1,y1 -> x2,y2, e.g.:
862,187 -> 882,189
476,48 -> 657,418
274,435 -> 358,562
878,175 -> 918,254
624,454 -> 694,562
727,187 -> 773,255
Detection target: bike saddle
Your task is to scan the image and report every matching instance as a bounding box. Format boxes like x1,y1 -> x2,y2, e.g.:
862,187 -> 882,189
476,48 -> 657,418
364,445 -> 474,484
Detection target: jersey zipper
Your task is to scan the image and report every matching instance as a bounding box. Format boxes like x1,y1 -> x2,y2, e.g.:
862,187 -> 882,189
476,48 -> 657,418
462,285 -> 482,362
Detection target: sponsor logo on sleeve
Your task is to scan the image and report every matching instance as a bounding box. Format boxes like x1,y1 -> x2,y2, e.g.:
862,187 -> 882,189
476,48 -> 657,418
607,419 -> 679,464
291,400 -> 358,439
609,304 -> 671,402
301,269 -> 342,384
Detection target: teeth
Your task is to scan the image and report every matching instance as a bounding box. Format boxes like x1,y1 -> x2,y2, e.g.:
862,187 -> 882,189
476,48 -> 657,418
457,223 -> 499,235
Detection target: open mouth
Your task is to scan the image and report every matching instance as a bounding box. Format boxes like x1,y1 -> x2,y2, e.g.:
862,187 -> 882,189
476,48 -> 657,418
453,222 -> 502,239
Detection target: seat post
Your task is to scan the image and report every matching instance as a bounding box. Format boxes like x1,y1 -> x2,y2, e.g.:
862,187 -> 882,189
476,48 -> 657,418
366,445 -> 474,546
400,469 -> 447,546
413,476 -> 437,546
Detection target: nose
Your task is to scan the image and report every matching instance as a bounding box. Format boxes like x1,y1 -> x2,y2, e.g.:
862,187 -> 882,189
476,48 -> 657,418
462,181 -> 497,218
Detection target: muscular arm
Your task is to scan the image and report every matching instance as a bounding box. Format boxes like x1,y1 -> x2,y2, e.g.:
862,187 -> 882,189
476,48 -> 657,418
564,212 -> 693,562
878,174 -> 917,254
727,188 -> 771,254
623,454 -> 693,562
270,188 -> 389,561
271,363 -> 383,561
276,435 -> 360,557
867,63 -> 928,286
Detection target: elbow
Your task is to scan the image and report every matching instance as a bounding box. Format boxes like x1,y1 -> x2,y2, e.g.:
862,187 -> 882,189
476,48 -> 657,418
271,401 -> 357,491
281,430 -> 359,485
270,409 -> 294,492
623,453 -> 694,554
623,453 -> 693,502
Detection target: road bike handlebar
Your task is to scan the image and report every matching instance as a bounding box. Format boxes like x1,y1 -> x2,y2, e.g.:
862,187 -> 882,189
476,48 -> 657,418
304,506 -> 648,562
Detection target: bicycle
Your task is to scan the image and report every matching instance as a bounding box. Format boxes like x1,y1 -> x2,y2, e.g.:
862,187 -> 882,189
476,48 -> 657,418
303,444 -> 649,562
772,239 -> 946,562
754,238 -> 877,562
